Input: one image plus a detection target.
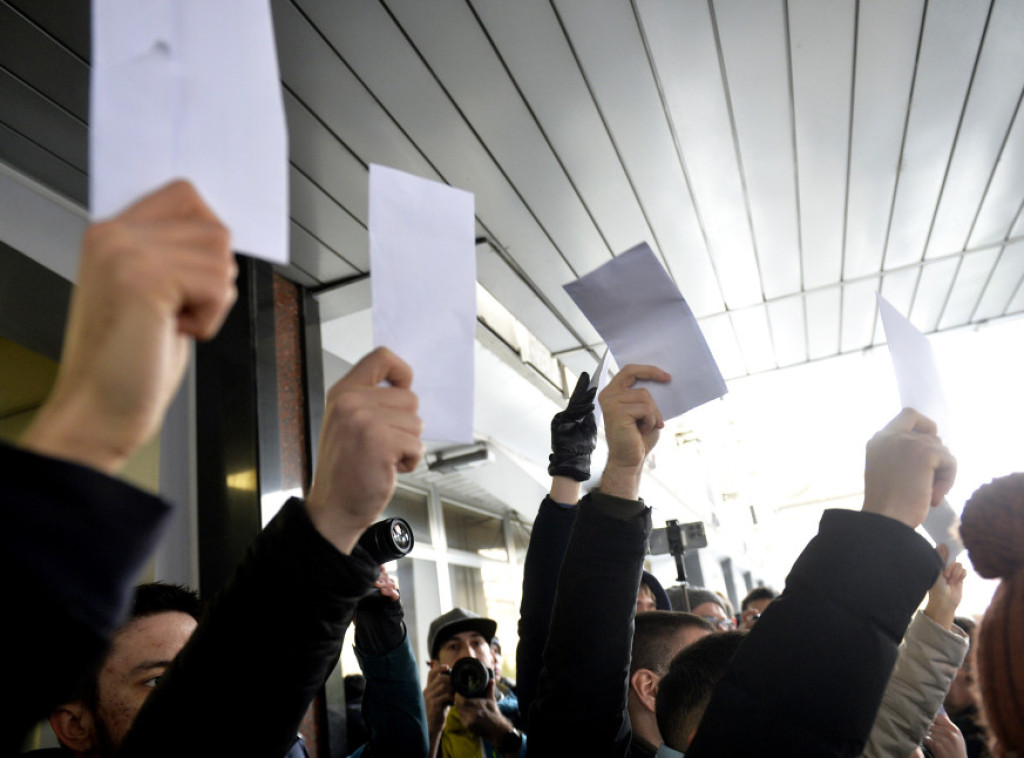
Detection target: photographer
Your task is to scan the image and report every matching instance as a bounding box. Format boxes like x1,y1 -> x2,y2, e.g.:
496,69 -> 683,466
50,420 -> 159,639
422,608 -> 524,758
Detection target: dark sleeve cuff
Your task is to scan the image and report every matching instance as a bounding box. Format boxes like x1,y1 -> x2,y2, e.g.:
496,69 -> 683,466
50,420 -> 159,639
587,489 -> 646,521
0,441 -> 172,636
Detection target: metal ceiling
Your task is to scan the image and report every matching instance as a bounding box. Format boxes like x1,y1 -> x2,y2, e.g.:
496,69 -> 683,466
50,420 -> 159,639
3,0 -> 1024,382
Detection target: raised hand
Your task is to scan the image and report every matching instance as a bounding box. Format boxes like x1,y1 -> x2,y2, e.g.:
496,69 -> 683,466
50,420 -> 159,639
548,371 -> 598,482
598,364 -> 670,500
923,545 -> 968,630
305,347 -> 424,554
21,180 -> 237,473
862,409 -> 957,529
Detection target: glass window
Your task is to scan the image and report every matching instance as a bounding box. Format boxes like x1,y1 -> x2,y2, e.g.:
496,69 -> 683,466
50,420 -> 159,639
384,487 -> 432,546
442,502 -> 507,560
449,564 -> 488,615
509,514 -> 531,565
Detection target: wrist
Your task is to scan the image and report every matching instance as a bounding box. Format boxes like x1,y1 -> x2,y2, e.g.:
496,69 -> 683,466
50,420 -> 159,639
20,400 -> 131,475
304,486 -> 370,555
600,463 -> 642,500
923,603 -> 956,630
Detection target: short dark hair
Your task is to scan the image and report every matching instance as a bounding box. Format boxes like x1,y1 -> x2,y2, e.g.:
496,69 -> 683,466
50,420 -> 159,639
630,611 -> 714,676
130,582 -> 203,623
77,583 -> 202,708
740,586 -> 776,611
655,629 -> 746,750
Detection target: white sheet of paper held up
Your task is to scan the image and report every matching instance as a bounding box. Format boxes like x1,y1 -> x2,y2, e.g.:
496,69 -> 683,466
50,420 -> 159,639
589,349 -> 616,429
369,164 -> 476,444
876,293 -> 962,561
90,0 -> 289,263
565,243 -> 727,421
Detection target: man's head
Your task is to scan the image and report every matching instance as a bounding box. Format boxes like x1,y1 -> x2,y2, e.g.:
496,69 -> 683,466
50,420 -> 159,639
51,583 -> 202,756
666,587 -> 735,632
655,629 -> 746,751
739,586 -> 776,629
638,570 -> 670,613
427,607 -> 498,670
627,612 -> 714,748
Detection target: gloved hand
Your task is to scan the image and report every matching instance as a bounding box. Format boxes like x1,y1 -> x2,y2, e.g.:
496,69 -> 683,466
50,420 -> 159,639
548,371 -> 598,482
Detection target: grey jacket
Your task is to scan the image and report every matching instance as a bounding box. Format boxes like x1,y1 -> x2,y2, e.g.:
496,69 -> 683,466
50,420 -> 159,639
862,610 -> 969,758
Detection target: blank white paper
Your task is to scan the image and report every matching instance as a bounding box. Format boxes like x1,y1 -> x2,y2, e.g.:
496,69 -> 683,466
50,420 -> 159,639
91,0 -> 289,263
877,293 -> 962,560
565,243 -> 727,421
369,164 -> 476,444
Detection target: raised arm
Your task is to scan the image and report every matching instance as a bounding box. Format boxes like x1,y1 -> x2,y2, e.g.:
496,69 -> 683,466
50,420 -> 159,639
5,181 -> 236,752
515,372 -> 596,725
528,365 -> 669,758
688,409 -> 954,757
121,348 -> 424,757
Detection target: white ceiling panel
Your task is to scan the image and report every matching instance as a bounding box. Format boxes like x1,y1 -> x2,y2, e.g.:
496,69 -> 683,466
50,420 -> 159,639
730,306 -> 776,375
967,104 -> 1024,250
288,221 -> 360,283
974,239 -> 1024,321
909,257 -> 961,333
789,0 -> 854,289
288,165 -> 368,272
939,249 -> 1001,329
294,0 -> 601,351
476,243 -> 576,352
284,92 -> 371,230
466,0 -> 657,256
553,0 -> 725,317
766,295 -> 807,367
925,0 -> 1024,259
700,313 -> 745,380
381,0 -> 613,277
874,267 -> 921,344
805,288 -> 841,360
841,277 -> 882,353
714,0 -> 801,300
637,0 -> 762,309
843,0 -> 922,280
273,1 -> 438,183
1014,209 -> 1024,238
883,1 -> 990,269
1008,278 -> 1024,314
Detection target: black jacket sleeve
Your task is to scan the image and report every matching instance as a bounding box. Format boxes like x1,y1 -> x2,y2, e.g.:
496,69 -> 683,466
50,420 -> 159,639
687,509 -> 942,758
121,498 -> 379,758
528,492 -> 650,758
515,496 -> 579,729
1,442 -> 171,753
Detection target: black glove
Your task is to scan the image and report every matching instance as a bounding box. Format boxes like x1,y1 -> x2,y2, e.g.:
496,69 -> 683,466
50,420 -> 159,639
354,587 -> 406,655
548,371 -> 598,482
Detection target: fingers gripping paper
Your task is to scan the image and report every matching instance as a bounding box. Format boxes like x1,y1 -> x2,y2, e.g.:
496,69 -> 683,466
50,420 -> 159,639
90,0 -> 289,263
565,243 -> 727,420
369,165 -> 476,444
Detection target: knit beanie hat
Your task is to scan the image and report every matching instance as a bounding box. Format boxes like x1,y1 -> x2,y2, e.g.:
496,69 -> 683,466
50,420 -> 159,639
960,473 -> 1024,756
665,586 -> 727,615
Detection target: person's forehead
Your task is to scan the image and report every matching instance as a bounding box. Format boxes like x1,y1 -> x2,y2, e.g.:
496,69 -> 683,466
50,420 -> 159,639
748,597 -> 773,612
106,611 -> 197,674
693,601 -> 727,619
442,629 -> 487,646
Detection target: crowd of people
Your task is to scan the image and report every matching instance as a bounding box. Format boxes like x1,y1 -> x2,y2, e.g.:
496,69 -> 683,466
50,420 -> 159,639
4,180 -> 1022,757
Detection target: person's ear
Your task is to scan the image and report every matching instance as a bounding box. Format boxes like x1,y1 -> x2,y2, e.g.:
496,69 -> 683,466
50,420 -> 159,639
49,701 -> 98,754
629,668 -> 660,712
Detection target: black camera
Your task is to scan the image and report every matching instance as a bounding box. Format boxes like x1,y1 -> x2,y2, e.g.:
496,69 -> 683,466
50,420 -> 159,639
448,656 -> 493,698
357,517 -> 414,564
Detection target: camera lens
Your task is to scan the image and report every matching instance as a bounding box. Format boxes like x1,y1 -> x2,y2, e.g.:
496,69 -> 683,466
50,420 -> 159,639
391,520 -> 412,551
449,657 -> 493,699
358,517 -> 415,564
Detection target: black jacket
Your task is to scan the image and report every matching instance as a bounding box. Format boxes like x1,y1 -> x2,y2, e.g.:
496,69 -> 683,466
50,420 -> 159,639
121,498 -> 379,757
526,489 -> 941,758
2,442 -> 171,754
